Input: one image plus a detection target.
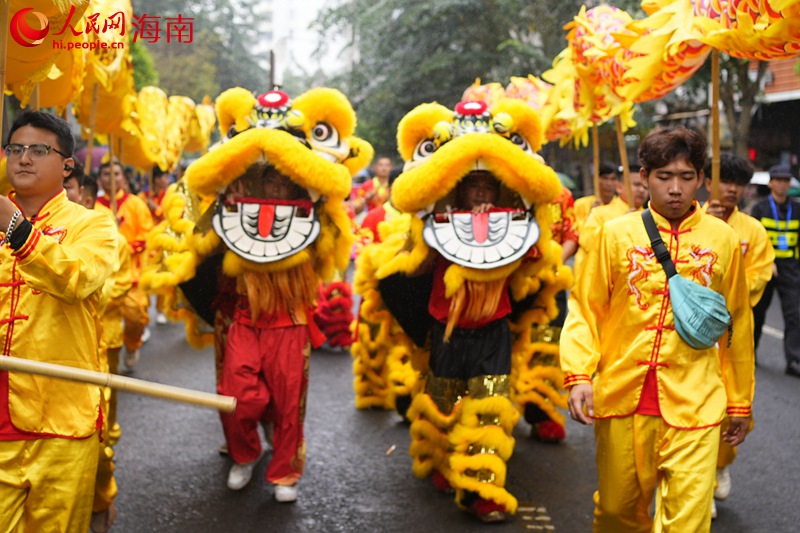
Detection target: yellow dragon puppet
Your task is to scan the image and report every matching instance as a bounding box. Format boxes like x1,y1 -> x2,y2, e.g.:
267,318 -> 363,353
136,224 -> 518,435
141,87 -> 372,498
355,98 -> 571,521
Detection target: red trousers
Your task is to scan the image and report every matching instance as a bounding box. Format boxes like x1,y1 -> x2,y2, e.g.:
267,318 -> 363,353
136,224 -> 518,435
219,322 -> 310,486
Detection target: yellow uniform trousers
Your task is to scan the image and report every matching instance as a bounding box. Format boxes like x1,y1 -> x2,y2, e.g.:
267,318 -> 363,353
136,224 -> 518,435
93,346 -> 121,513
122,286 -> 150,352
0,436 -> 99,532
594,415 -> 719,533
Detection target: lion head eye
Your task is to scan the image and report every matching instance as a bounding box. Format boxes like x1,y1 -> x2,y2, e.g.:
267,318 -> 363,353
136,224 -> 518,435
414,139 -> 437,161
312,122 -> 339,147
509,133 -> 532,153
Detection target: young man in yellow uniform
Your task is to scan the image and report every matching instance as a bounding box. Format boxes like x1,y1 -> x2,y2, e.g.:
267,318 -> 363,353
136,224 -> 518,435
703,154 -> 773,518
561,127 -> 754,532
572,161 -> 619,230
573,169 -> 649,275
0,111 -> 117,531
98,160 -> 154,371
73,174 -> 134,533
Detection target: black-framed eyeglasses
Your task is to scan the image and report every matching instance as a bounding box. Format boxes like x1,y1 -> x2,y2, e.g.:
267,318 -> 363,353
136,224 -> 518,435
4,144 -> 70,160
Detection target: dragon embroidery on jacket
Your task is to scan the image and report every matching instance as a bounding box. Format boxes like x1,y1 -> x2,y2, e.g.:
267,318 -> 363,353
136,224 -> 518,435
627,245 -> 654,310
689,246 -> 718,287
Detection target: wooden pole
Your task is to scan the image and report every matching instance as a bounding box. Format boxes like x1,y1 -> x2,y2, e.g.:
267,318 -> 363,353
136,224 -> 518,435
592,124 -> 600,198
108,134 -> 118,216
0,1 -> 10,134
30,85 -> 40,111
710,50 -> 721,201
615,115 -> 633,205
84,84 -> 100,177
0,355 -> 236,413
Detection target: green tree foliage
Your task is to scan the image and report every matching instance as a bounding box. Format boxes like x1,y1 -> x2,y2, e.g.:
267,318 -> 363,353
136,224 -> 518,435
315,0 -> 579,156
131,0 -> 269,99
130,40 -> 159,91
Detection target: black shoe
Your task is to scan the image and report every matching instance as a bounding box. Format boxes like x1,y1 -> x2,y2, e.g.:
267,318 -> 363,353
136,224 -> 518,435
786,361 -> 800,378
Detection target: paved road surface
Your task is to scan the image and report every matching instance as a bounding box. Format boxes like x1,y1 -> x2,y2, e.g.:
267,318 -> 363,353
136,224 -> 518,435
109,298 -> 800,532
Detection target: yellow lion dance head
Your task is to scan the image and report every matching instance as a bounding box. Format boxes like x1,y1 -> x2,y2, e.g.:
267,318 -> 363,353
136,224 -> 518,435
143,87 -> 372,346
392,98 -> 561,271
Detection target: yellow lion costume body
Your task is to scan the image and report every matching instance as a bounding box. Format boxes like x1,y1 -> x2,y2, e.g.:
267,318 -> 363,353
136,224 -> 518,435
355,98 -> 571,520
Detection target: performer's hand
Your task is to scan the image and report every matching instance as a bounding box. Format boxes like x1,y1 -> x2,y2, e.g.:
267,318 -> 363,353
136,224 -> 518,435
568,383 -> 594,425
0,196 -> 19,229
472,202 -> 494,214
723,416 -> 750,446
706,199 -> 726,220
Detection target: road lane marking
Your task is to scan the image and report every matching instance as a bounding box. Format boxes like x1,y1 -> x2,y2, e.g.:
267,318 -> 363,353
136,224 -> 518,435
518,504 -> 556,530
763,325 -> 784,340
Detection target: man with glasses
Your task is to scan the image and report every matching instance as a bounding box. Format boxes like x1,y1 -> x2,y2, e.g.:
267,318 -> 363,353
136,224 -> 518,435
0,111 -> 118,532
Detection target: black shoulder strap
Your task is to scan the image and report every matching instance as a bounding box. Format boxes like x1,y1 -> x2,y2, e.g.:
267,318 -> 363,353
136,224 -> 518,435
641,209 -> 677,278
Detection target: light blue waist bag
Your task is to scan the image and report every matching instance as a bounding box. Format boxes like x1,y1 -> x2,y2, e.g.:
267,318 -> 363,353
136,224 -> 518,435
642,210 -> 732,350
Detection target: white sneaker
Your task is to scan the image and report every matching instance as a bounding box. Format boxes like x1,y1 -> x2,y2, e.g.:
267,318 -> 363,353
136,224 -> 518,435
274,484 -> 298,503
156,313 -> 168,325
714,466 -> 731,500
141,327 -> 152,343
124,349 -> 140,370
226,450 -> 265,490
711,499 -> 718,520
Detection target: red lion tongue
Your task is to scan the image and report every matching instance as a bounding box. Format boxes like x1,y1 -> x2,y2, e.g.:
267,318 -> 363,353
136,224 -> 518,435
472,212 -> 489,243
258,205 -> 276,237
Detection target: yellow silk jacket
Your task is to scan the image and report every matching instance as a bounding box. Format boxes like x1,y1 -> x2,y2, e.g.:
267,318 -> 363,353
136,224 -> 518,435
701,204 -> 774,307
100,231 -> 133,353
561,203 -> 754,428
2,191 -> 117,438
574,196 -> 633,275
98,192 -> 153,277
572,194 -> 597,231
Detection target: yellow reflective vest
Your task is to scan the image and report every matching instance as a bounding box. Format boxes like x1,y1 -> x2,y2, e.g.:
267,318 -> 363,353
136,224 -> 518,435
561,203 -> 754,428
2,191 -> 117,438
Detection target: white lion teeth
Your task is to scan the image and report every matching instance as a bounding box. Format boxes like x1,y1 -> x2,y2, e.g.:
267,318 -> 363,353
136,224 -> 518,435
263,241 -> 279,257
223,224 -> 245,242
497,241 -> 515,258
470,247 -> 485,264
308,188 -> 321,202
233,233 -> 255,253
443,238 -> 460,256
275,205 -> 293,217
422,210 -> 540,270
242,203 -> 260,216
222,214 -> 241,230
250,241 -> 266,257
212,202 -> 321,264
293,220 -> 313,235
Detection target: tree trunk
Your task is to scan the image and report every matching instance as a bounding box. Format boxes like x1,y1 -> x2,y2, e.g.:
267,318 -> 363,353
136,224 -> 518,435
719,57 -> 769,160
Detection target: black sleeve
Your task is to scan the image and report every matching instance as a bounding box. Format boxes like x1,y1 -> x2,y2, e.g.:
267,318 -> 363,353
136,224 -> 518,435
9,218 -> 33,250
377,272 -> 434,348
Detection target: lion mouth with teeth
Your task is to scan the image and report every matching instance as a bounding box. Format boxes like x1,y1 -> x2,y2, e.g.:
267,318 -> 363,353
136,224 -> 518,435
213,163 -> 321,264
422,170 -> 541,270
